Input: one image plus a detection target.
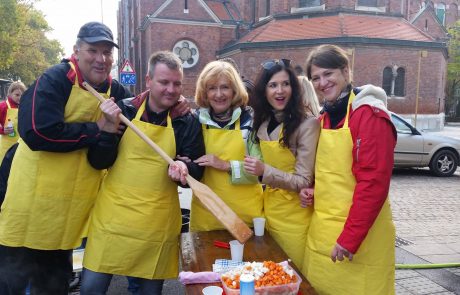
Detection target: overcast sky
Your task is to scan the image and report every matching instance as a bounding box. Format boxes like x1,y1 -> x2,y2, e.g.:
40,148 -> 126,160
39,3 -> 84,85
35,0 -> 120,57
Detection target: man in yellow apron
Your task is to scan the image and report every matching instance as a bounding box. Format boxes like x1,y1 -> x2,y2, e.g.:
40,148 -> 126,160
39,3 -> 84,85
0,22 -> 131,295
0,81 -> 25,159
80,51 -> 205,295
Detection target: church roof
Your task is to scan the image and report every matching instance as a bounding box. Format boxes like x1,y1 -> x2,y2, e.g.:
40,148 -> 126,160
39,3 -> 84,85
238,13 -> 435,43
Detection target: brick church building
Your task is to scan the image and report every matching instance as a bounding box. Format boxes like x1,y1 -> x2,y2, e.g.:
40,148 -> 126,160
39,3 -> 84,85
117,0 -> 459,129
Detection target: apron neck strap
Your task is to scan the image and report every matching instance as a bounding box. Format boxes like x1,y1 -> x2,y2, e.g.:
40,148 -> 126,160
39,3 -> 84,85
6,100 -> 11,109
321,91 -> 356,128
136,98 -> 172,126
234,118 -> 240,130
343,91 -> 355,128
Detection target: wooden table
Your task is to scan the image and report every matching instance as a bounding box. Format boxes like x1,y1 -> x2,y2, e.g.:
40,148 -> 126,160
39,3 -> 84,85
180,230 -> 317,294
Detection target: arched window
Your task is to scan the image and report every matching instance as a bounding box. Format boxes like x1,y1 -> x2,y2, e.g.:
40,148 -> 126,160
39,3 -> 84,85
299,0 -> 321,6
395,68 -> 405,96
357,0 -> 378,6
382,66 -> 405,97
435,3 -> 446,25
382,67 -> 392,95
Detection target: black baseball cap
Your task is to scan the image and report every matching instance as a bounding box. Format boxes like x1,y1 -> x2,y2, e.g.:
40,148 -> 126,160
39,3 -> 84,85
77,22 -> 119,48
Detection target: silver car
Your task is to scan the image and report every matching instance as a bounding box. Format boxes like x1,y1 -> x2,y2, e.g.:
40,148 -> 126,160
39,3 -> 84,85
391,113 -> 460,176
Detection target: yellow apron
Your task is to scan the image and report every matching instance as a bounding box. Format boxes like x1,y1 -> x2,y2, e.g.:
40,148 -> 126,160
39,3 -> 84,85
302,93 -> 395,295
0,61 -> 106,250
84,100 -> 181,279
190,119 -> 263,231
260,125 -> 312,270
0,100 -> 19,159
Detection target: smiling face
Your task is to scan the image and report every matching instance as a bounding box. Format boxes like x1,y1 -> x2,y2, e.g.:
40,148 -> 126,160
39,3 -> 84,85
146,63 -> 183,113
74,41 -> 114,86
310,65 -> 349,103
265,70 -> 292,111
206,76 -> 234,114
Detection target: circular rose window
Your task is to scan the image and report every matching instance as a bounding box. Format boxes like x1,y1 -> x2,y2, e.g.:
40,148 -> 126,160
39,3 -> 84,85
173,40 -> 199,69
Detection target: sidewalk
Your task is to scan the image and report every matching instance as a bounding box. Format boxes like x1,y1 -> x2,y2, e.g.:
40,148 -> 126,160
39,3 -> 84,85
390,168 -> 460,294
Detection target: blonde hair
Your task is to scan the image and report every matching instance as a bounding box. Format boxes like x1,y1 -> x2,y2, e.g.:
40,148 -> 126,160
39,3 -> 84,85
195,60 -> 248,108
298,75 -> 321,117
8,81 -> 26,95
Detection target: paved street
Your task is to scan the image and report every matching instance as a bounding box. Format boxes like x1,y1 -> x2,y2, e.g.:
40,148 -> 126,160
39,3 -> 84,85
391,167 -> 460,295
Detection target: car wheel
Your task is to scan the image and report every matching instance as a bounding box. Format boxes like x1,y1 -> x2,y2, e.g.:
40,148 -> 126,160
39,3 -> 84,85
429,149 -> 458,177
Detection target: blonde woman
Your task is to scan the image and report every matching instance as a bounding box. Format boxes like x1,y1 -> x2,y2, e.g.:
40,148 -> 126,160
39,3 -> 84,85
298,75 -> 320,117
189,60 -> 263,231
0,81 -> 26,158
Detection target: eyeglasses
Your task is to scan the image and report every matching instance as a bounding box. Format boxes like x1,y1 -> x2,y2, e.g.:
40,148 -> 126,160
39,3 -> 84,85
261,59 -> 292,70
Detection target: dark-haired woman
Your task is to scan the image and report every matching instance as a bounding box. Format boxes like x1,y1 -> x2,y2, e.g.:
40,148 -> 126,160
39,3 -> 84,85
300,44 -> 396,295
244,59 -> 319,270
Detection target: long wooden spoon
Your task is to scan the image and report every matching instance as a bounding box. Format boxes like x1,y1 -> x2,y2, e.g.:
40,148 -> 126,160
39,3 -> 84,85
83,82 -> 253,244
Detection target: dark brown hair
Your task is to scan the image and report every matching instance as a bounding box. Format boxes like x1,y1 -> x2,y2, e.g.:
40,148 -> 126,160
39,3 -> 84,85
305,45 -> 350,80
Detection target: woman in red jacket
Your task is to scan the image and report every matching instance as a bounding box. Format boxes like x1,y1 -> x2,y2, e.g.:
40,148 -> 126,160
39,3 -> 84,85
300,44 -> 396,295
0,81 -> 26,158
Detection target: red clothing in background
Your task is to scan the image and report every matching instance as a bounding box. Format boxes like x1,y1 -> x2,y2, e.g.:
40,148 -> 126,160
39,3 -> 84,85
0,97 -> 19,134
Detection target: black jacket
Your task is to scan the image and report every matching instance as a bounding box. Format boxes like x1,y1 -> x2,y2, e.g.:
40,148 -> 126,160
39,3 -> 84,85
0,143 -> 18,208
19,57 -> 131,153
87,91 -> 205,184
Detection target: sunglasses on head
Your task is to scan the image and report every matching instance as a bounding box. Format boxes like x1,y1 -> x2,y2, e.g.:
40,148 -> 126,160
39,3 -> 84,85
261,59 -> 292,70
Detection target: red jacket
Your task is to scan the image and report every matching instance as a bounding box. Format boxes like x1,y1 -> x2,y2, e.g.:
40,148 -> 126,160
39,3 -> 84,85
321,104 -> 396,253
0,96 -> 19,134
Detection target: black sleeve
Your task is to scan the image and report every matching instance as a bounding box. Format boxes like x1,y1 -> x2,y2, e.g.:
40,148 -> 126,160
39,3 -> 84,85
19,64 -> 100,152
86,97 -> 135,169
0,143 -> 19,208
173,113 -> 205,186
109,80 -> 133,102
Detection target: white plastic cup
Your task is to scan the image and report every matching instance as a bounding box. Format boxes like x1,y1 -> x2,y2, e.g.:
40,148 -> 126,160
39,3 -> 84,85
202,285 -> 223,295
253,217 -> 266,236
229,240 -> 244,262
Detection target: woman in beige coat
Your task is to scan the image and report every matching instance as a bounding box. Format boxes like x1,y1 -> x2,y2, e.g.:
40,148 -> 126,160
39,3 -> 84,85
244,59 -> 320,270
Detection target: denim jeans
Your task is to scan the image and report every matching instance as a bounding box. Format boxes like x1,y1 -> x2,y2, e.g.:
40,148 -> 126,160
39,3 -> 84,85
80,268 -> 164,295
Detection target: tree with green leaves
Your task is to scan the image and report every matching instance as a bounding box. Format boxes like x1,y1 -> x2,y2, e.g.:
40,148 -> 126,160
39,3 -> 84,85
0,0 -> 64,85
447,21 -> 460,118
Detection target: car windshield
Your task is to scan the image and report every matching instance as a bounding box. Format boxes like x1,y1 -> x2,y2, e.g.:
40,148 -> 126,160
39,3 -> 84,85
391,114 -> 413,134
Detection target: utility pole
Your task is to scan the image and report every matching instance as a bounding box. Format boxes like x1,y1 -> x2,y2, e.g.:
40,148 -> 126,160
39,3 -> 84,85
101,0 -> 104,23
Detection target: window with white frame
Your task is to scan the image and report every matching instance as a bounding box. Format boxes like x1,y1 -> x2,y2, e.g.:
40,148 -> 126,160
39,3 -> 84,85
382,66 -> 405,97
435,3 -> 446,25
299,0 -> 321,7
357,0 -> 378,6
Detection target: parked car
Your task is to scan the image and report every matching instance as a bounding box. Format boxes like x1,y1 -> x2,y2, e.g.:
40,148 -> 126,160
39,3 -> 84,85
391,112 -> 460,177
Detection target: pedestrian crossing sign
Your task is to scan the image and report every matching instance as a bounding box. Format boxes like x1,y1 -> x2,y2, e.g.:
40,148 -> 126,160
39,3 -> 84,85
121,60 -> 135,73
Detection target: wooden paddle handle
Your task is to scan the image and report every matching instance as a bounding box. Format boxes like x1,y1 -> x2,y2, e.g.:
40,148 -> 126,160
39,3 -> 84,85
82,82 -> 175,166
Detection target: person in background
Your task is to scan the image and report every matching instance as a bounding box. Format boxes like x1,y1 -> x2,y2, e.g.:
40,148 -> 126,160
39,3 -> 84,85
298,75 -> 321,117
80,51 -> 205,295
300,44 -> 396,295
0,81 -> 26,158
244,59 -> 320,270
189,60 -> 263,232
0,21 -> 130,294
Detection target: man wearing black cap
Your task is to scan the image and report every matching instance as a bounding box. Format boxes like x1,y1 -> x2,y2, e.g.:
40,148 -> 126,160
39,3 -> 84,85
0,21 -> 130,294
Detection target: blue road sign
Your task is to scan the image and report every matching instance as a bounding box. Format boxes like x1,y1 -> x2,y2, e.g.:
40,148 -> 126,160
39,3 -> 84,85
120,72 -> 136,85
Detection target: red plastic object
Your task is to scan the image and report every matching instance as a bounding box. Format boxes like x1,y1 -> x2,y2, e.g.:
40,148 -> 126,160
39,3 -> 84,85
213,240 -> 230,249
